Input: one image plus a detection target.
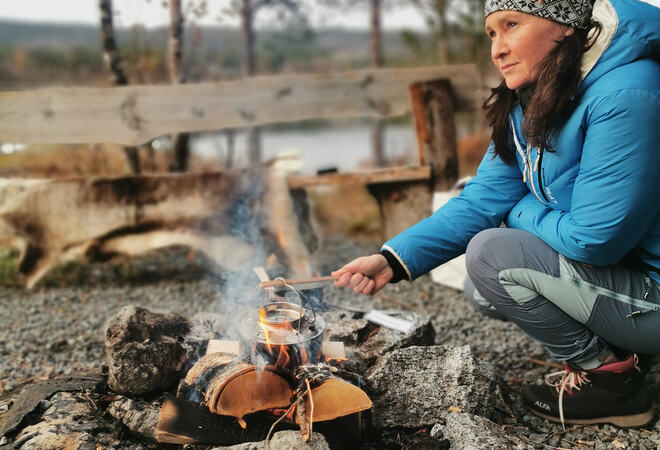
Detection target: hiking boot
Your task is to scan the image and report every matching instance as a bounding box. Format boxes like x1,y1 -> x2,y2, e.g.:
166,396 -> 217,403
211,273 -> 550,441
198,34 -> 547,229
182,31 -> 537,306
637,353 -> 660,376
522,354 -> 654,428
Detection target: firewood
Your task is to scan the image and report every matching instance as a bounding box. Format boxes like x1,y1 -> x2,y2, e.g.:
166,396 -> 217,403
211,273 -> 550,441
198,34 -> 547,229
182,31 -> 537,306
320,341 -> 346,360
302,378 -> 371,422
155,397 -> 273,445
207,363 -> 294,419
205,339 -> 241,356
178,353 -> 294,421
204,339 -> 347,361
295,390 -> 311,441
294,364 -> 372,423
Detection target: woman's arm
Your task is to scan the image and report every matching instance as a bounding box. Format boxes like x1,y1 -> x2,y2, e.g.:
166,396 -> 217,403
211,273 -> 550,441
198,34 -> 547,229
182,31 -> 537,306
382,143 -> 528,280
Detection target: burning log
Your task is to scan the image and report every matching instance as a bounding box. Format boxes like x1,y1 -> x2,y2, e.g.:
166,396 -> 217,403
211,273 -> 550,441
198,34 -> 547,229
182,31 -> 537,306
154,295 -> 371,445
293,364 -> 372,424
176,357 -> 371,444
177,353 -> 294,423
156,396 -> 275,445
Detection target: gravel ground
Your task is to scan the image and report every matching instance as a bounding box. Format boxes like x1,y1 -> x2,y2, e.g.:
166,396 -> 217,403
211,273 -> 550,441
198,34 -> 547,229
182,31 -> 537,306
1,239 -> 660,449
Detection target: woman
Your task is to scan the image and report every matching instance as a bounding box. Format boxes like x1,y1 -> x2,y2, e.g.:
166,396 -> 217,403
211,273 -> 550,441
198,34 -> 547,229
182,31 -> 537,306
333,0 -> 660,428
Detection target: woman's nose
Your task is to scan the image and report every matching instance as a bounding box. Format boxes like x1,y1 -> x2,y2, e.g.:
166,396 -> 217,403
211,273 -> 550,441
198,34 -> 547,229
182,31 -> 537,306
491,37 -> 509,60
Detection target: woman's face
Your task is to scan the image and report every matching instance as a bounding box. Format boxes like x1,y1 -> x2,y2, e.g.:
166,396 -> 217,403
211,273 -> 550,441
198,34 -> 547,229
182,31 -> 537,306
485,11 -> 574,90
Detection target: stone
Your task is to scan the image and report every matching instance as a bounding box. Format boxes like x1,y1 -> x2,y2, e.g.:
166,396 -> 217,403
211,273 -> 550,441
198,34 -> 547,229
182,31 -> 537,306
323,310 -> 370,345
355,312 -> 435,364
364,345 -> 498,428
107,396 -> 161,441
0,373 -> 104,437
11,392 -> 118,449
432,412 -> 527,450
324,310 -> 435,372
211,430 -> 330,450
105,305 -> 190,395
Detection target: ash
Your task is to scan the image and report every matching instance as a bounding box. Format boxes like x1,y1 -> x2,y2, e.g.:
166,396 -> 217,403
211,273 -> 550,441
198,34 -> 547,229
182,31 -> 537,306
1,240 -> 659,449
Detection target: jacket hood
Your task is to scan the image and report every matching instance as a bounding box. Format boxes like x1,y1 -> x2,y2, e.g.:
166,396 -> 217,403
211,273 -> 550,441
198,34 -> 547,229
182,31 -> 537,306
578,0 -> 660,94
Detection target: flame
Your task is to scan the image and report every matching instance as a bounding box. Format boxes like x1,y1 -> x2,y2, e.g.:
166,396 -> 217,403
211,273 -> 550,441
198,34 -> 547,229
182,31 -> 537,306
258,304 -> 313,369
325,355 -> 349,363
258,307 -> 272,353
275,344 -> 290,368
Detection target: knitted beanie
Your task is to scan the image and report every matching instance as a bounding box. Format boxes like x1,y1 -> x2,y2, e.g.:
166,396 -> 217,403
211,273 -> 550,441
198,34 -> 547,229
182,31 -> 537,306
484,0 -> 594,29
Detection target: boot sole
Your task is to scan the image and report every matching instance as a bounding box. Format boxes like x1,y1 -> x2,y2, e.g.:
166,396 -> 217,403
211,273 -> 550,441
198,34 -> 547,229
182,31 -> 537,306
530,409 -> 655,428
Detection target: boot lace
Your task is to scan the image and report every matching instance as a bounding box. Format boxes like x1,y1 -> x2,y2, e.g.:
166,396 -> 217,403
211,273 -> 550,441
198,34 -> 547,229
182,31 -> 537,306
544,367 -> 591,429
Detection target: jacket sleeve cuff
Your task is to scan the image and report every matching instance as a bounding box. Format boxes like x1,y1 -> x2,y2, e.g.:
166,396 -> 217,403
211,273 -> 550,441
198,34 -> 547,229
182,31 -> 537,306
380,249 -> 408,283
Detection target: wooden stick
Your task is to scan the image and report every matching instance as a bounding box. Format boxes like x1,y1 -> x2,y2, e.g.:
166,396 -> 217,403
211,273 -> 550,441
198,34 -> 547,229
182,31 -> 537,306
259,276 -> 334,288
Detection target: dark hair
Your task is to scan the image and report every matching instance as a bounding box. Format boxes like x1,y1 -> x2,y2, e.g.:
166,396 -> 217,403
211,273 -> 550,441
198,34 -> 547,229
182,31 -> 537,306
483,22 -> 601,164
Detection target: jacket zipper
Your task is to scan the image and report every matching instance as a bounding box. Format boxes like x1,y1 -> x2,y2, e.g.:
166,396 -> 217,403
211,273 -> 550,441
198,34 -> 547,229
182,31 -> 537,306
536,149 -> 550,203
510,118 -> 546,204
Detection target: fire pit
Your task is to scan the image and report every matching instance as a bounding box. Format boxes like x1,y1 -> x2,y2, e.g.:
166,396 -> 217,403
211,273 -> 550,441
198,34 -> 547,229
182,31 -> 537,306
162,282 -> 371,446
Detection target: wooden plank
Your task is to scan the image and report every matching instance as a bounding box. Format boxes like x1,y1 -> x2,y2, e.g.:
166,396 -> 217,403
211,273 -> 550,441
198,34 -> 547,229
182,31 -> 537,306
287,166 -> 431,189
321,341 -> 347,361
155,397 -> 273,445
206,339 -> 241,356
0,65 -> 478,146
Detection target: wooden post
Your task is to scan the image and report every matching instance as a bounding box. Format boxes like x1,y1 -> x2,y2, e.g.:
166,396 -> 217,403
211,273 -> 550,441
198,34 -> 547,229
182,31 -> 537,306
367,181 -> 432,240
367,79 -> 459,240
410,79 -> 459,192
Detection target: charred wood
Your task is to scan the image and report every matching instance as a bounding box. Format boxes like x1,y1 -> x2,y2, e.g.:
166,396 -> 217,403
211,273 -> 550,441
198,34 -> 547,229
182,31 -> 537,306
155,396 -> 277,445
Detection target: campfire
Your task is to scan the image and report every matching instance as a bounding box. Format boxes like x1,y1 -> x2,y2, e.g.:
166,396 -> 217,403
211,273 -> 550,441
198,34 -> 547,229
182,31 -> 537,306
154,279 -> 372,446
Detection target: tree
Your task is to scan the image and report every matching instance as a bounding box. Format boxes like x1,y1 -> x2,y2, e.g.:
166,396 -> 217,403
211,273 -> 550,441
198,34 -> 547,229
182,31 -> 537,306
316,0 -> 390,166
168,0 -> 191,172
411,0 -> 452,64
370,0 -> 385,167
98,0 -> 141,174
227,0 -> 308,164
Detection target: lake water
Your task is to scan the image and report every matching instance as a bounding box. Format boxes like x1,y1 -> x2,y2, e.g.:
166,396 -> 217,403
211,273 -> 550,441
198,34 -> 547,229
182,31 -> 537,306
193,123 -> 418,175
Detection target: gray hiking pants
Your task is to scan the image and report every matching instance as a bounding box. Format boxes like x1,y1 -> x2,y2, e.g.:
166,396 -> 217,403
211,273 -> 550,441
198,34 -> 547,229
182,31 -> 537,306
464,228 -> 660,369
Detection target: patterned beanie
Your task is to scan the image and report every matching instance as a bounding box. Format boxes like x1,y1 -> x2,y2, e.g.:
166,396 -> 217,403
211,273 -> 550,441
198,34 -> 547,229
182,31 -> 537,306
484,0 -> 594,29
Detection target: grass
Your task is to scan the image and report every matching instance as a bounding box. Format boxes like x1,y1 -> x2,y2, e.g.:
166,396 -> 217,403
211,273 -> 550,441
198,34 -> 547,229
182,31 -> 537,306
0,249 -> 20,286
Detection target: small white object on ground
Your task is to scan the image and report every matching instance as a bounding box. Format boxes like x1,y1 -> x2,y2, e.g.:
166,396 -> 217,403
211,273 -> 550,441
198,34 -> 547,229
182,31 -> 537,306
363,310 -> 414,333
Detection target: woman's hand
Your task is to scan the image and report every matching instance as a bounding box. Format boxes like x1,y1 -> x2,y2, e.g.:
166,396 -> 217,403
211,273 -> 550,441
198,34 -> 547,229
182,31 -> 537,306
331,254 -> 393,296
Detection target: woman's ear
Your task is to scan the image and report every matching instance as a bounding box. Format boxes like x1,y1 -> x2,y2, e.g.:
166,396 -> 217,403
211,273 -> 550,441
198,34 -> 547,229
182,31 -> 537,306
564,27 -> 575,37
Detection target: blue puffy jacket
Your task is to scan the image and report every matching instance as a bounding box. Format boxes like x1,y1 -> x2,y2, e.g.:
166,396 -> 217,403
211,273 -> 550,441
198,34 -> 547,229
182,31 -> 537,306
382,0 -> 660,284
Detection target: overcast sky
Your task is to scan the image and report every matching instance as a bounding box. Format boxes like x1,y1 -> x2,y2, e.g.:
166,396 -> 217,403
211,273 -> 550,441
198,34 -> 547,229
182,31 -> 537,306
0,0 -> 427,30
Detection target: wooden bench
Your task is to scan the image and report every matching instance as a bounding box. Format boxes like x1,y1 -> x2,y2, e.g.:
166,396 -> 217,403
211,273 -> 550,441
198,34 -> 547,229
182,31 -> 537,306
0,66 -> 480,256
287,78 -> 471,238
